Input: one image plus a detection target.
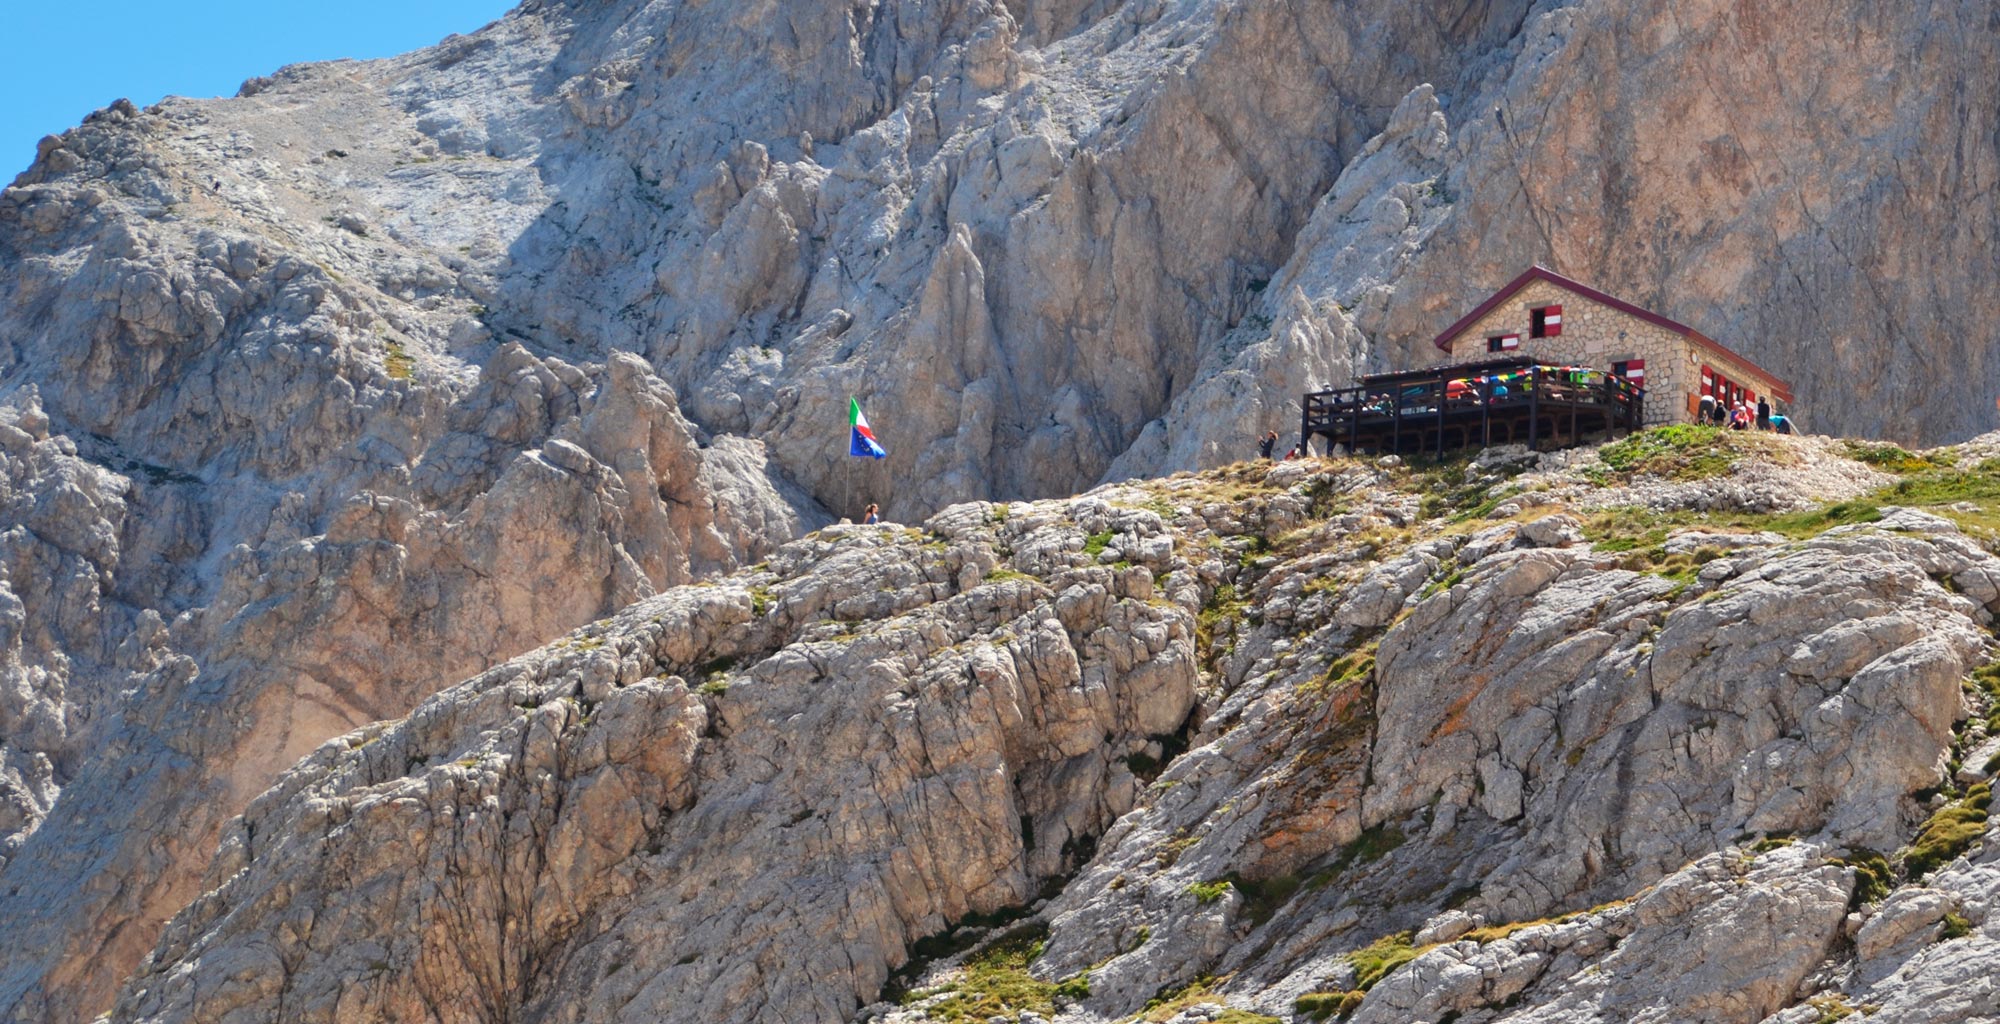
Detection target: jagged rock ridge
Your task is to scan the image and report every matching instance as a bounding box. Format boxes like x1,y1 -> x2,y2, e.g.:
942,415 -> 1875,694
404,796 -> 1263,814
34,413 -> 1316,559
104,433 -> 2000,1023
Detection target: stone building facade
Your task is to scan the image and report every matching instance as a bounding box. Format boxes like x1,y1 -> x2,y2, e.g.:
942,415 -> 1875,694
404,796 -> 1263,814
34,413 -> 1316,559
1429,267 -> 1793,426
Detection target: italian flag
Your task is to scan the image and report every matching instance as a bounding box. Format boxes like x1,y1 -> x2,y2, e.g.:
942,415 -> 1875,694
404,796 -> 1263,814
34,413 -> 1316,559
849,397 -> 887,459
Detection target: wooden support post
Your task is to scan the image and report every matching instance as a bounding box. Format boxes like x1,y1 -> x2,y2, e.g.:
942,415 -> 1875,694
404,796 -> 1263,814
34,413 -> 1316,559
1350,394 -> 1360,455
1527,367 -> 1541,449
1435,381 -> 1446,458
1392,393 -> 1402,454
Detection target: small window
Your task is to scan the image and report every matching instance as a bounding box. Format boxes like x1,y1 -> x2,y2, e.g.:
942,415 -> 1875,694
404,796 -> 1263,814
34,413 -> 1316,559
1530,305 -> 1563,338
1487,333 -> 1520,353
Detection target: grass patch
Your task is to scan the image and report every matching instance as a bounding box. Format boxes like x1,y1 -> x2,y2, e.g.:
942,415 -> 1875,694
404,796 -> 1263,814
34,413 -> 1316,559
1408,457 -> 1513,522
1302,648 -> 1377,698
1461,898 -> 1631,943
1940,911 -> 1973,941
1748,834 -> 1797,855
984,567 -> 1039,585
1084,530 -> 1116,558
1855,458 -> 2000,539
1596,424 -> 1745,480
1843,440 -> 1954,474
1877,466 -> 2000,505
1760,501 -> 1885,536
1196,584 -> 1245,662
1830,848 -> 1894,908
1345,932 -> 1432,991
694,655 -> 736,696
906,924 -> 1090,1022
1157,830 -> 1201,868
882,906 -> 1039,1002
1806,994 -> 1857,1023
1129,977 -> 1279,1023
1580,499 -> 1887,554
1901,782 -> 1990,879
1188,879 -> 1233,904
382,337 -> 415,380
1295,990 -> 1366,1021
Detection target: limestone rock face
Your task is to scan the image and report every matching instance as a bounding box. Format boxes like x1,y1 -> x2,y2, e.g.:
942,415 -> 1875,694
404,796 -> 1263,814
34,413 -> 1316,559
83,438 -> 2000,1024
109,503 -> 1199,1024
0,339 -> 821,1021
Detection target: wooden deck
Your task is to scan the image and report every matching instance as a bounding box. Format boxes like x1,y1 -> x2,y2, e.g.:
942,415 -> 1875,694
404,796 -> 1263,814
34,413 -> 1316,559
1301,360 -> 1645,457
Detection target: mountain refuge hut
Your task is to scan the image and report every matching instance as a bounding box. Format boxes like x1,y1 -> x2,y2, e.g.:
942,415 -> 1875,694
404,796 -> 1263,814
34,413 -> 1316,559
1302,266 -> 1795,457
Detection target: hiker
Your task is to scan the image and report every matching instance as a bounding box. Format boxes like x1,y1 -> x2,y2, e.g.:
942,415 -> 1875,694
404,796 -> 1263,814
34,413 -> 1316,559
1699,393 -> 1717,424
1756,397 -> 1771,431
863,503 -> 880,524
1771,413 -> 1796,435
1730,404 -> 1751,430
1710,399 -> 1728,426
1259,430 -> 1278,460
1283,442 -> 1301,460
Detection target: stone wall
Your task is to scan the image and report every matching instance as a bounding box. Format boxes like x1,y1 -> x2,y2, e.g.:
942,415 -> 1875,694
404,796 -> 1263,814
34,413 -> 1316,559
1430,280 -> 1790,426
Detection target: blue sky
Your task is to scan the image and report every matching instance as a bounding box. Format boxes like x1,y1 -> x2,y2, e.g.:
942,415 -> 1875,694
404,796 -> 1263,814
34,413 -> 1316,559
2,1 -> 516,178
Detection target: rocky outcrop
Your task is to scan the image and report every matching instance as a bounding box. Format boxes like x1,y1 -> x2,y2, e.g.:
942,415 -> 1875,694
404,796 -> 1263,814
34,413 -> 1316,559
0,349 -> 820,1021
92,436 -> 2000,1023
109,501 -> 1199,1023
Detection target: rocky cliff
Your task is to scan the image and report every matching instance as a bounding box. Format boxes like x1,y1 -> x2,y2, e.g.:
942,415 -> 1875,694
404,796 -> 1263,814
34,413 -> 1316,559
98,431 -> 2000,1023
3,0 -> 1999,1020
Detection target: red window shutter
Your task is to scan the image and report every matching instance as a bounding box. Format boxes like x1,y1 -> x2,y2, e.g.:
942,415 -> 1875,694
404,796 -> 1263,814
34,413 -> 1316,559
1500,333 -> 1520,351
1699,365 -> 1714,395
1543,304 -> 1562,337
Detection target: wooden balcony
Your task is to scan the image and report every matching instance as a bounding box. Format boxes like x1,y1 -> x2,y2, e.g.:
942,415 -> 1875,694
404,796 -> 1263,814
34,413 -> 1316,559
1301,358 -> 1645,458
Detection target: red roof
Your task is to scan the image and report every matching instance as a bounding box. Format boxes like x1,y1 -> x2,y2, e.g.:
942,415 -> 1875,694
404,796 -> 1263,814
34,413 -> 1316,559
1432,266 -> 1793,403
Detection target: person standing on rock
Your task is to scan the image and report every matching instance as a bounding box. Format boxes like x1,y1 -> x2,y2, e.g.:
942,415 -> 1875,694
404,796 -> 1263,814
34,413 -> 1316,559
1756,396 -> 1771,431
1259,431 -> 1277,460
863,503 -> 880,524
